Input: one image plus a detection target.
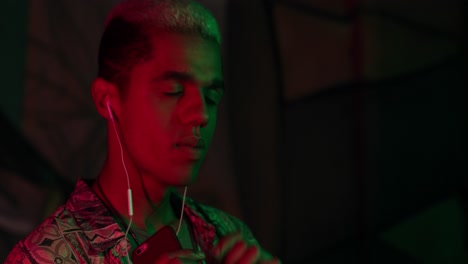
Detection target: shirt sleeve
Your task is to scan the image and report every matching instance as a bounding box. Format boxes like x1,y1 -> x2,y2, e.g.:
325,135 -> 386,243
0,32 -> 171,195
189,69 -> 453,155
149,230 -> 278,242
197,203 -> 260,245
4,243 -> 33,264
4,215 -> 81,264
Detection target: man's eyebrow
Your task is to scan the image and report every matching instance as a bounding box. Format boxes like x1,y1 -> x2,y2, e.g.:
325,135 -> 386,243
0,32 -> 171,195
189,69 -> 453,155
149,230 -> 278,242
151,71 -> 193,83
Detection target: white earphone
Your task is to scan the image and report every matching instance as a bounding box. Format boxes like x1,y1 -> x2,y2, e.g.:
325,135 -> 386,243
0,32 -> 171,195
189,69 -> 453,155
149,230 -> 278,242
106,98 -> 133,261
106,98 -> 134,218
105,97 -> 187,261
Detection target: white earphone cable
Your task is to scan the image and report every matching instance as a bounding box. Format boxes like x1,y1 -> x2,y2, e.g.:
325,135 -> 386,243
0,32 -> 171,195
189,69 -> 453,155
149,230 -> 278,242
175,186 -> 188,235
107,101 -> 133,262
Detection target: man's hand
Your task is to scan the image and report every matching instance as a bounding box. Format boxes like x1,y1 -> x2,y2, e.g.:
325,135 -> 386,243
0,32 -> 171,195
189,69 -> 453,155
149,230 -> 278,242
211,233 -> 281,264
154,249 -> 205,264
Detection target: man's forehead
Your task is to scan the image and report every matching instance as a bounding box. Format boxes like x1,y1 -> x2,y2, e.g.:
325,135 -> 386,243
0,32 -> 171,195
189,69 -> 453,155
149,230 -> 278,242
130,33 -> 223,85
149,31 -> 220,49
148,32 -> 222,65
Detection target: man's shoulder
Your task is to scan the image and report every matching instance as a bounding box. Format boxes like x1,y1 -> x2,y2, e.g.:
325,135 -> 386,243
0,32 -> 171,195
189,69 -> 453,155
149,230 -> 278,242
192,200 -> 242,227
5,205 -> 71,263
186,198 -> 258,244
22,204 -> 69,243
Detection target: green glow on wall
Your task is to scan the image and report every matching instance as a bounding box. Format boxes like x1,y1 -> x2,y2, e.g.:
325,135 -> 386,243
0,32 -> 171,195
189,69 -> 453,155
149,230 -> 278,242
382,198 -> 468,264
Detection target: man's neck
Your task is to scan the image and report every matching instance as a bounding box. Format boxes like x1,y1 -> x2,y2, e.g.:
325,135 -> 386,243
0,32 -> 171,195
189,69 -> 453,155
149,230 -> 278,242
92,161 -> 179,235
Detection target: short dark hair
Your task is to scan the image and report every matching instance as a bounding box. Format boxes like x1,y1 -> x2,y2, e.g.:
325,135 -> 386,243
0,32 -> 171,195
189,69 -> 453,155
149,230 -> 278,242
97,0 -> 221,91
97,17 -> 152,91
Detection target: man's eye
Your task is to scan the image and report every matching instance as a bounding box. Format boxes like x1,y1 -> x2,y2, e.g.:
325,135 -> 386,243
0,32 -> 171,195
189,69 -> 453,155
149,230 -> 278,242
206,91 -> 222,105
160,82 -> 183,96
165,91 -> 183,96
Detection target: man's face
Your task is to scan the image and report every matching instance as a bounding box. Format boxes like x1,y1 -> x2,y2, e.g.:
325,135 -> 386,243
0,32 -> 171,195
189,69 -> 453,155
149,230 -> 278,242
117,32 -> 223,187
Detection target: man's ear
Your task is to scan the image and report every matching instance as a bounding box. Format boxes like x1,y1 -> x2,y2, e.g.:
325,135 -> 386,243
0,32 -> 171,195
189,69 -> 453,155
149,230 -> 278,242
91,77 -> 119,120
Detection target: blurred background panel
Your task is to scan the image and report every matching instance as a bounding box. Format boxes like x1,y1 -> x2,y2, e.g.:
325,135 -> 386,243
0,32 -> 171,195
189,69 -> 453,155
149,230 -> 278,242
228,0 -> 466,263
0,0 -> 466,263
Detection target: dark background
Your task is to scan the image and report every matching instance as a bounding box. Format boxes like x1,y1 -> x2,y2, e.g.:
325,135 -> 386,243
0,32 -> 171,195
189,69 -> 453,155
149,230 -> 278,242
0,0 -> 466,263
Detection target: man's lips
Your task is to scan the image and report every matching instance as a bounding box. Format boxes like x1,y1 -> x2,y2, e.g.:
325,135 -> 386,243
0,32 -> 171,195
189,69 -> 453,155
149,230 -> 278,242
175,136 -> 206,148
175,136 -> 206,160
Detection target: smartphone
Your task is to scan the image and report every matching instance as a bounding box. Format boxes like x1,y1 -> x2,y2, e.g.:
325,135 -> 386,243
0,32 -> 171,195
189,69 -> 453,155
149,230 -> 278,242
131,225 -> 182,264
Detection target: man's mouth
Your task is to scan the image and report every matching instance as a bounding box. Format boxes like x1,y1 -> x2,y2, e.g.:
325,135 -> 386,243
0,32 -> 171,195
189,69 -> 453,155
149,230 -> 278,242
176,136 -> 206,148
175,136 -> 205,160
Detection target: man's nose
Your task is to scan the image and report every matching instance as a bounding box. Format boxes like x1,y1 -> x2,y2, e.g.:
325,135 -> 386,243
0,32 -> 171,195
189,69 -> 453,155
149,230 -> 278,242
178,90 -> 209,128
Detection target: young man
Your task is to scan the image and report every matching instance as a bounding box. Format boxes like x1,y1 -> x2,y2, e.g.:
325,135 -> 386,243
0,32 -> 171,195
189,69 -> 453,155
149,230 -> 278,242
6,0 -> 280,263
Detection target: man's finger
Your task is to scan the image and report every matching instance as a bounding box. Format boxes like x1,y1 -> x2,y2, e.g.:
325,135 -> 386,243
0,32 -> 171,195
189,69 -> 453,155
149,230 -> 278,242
212,232 -> 243,259
237,245 -> 261,264
223,241 -> 248,264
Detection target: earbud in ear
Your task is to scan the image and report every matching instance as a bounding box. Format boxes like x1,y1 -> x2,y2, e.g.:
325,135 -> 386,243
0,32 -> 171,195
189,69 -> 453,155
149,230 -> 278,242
106,98 -> 115,121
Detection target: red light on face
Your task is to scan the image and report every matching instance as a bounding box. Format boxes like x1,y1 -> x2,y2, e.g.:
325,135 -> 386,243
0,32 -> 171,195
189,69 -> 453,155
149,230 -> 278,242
117,32 -> 222,187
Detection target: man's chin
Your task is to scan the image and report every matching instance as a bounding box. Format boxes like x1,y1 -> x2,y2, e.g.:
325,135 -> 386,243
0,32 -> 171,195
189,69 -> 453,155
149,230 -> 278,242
167,172 -> 198,187
159,163 -> 201,187
178,174 -> 197,187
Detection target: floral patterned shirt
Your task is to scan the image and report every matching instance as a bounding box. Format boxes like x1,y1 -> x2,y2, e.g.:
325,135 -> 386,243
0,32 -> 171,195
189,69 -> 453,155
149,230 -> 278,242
5,179 -> 257,263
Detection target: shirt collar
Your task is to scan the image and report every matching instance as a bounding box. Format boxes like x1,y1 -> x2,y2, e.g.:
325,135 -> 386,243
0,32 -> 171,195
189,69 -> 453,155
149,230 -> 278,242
66,179 -> 216,255
65,179 -> 125,255
172,192 -> 217,253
